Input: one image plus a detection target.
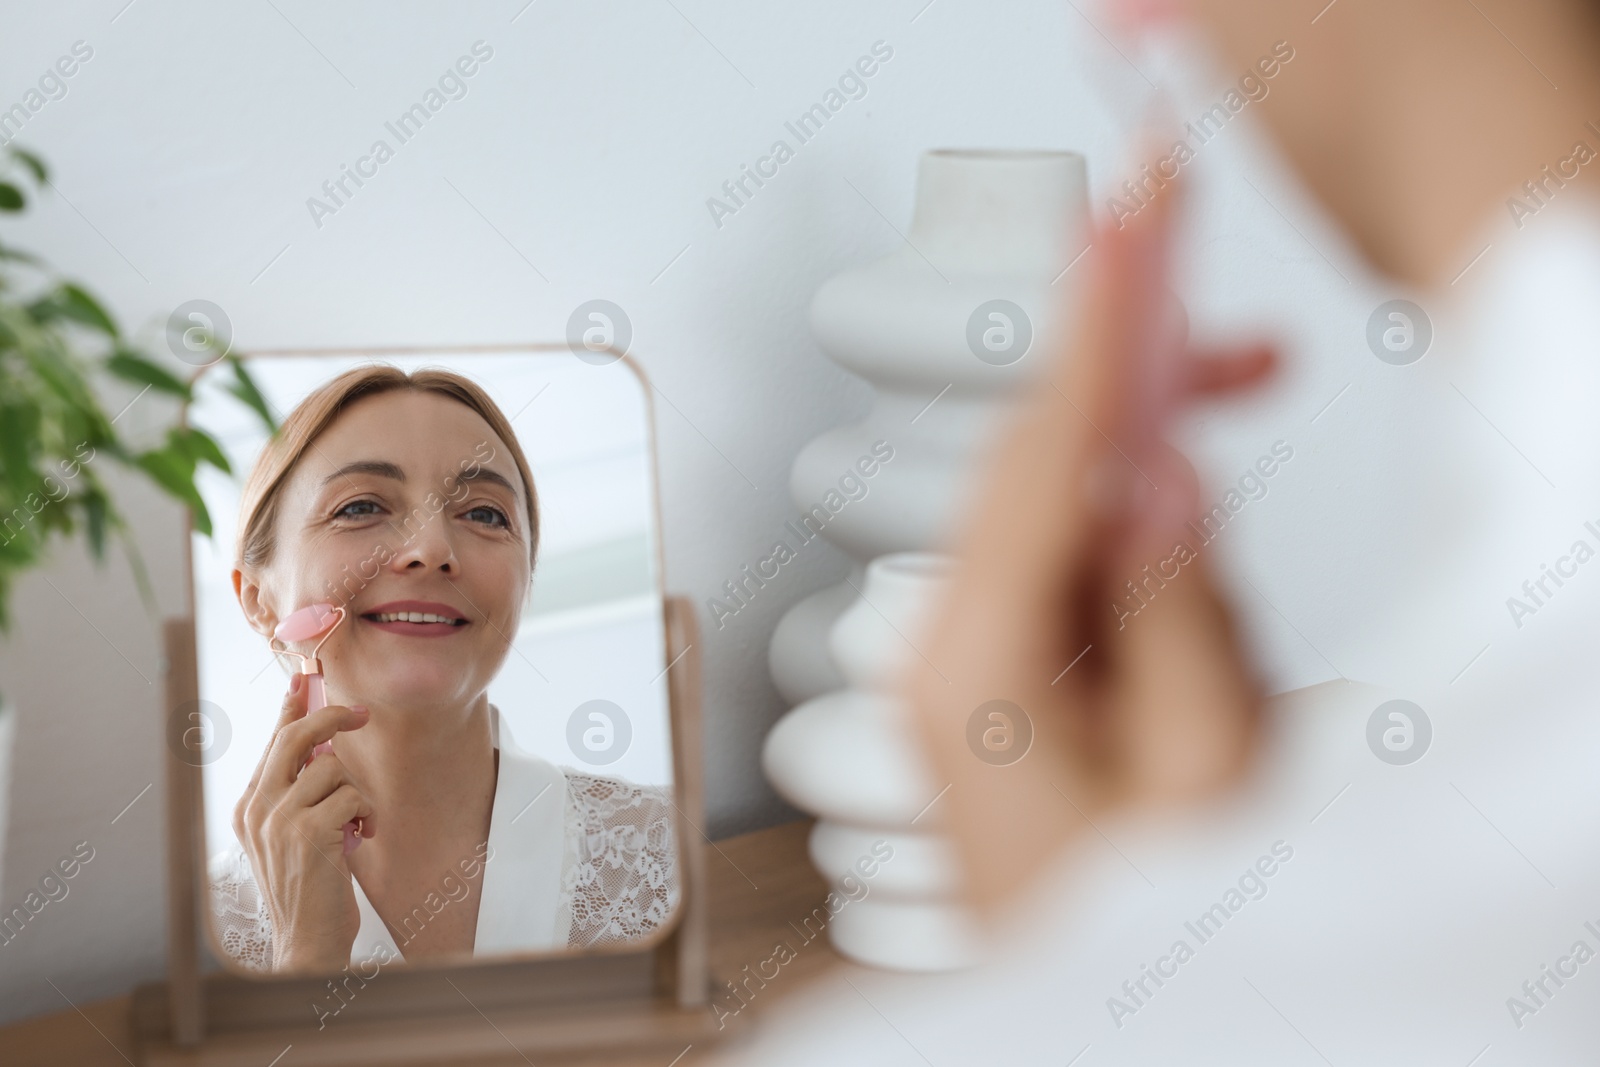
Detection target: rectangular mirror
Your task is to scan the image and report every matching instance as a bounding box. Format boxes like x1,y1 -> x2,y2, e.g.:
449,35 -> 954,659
177,344 -> 682,983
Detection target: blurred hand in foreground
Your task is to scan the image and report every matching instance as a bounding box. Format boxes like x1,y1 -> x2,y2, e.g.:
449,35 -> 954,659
897,180 -> 1279,922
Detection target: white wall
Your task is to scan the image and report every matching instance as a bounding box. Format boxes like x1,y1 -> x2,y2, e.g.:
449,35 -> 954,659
0,0 -> 1400,1026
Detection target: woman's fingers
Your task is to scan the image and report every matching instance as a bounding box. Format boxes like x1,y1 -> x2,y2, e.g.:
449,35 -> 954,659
259,704 -> 370,794
314,784 -> 376,840
936,186 -> 1180,645
289,754 -> 378,838
889,186 -> 1190,924
1101,444 -> 1264,806
902,181 -> 1186,726
1110,556 -> 1264,806
286,749 -> 354,806
1184,344 -> 1280,397
236,673 -> 307,839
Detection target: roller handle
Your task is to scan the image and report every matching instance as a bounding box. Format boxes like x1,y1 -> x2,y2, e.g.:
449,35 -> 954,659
301,670 -> 363,856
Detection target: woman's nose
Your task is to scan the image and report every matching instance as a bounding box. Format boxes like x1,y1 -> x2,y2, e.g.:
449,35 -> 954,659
390,516 -> 460,573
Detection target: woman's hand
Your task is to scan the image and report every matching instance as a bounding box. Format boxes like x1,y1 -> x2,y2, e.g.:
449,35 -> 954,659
233,672 -> 378,972
895,182 -> 1277,922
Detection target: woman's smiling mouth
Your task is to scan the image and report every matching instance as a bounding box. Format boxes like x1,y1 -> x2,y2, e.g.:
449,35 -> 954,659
358,599 -> 471,636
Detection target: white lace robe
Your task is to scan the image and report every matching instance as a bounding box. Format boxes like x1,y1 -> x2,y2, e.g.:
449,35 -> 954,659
207,705 -> 678,971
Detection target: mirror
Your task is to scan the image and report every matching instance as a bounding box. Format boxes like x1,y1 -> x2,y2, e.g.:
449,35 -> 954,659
179,345 -> 679,978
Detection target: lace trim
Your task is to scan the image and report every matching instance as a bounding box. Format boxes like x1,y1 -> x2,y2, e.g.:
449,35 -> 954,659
559,771 -> 681,949
206,770 -> 679,969
208,846 -> 275,973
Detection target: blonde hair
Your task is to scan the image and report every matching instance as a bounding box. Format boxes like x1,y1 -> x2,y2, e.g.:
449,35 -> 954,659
235,364 -> 540,580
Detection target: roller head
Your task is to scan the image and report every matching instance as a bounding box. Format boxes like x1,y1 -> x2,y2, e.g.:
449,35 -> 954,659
273,602 -> 341,643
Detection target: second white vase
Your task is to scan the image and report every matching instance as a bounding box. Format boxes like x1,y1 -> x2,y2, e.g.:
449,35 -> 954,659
763,551 -> 980,972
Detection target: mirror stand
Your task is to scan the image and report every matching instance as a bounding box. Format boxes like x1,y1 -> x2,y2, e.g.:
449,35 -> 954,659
130,596 -> 718,1066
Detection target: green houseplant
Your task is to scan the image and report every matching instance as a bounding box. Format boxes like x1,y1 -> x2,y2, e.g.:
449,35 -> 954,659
0,144 -> 278,711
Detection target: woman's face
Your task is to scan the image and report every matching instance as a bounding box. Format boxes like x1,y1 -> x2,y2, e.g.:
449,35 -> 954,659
234,389 -> 531,716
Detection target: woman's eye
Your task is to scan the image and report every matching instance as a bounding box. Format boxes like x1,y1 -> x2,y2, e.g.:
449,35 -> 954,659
334,499 -> 381,520
467,505 -> 510,528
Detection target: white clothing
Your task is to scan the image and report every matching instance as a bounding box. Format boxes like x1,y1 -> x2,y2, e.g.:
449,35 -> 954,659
208,704 -> 678,970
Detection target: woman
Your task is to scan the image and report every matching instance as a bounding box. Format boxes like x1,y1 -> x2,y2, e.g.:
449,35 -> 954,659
207,365 -> 678,974
712,0 -> 1600,1060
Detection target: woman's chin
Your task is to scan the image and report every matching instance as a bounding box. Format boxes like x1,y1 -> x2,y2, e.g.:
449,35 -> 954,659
339,665 -> 471,708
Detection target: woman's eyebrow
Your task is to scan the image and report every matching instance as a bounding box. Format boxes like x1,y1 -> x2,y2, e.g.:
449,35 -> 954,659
321,459 -> 518,498
322,460 -> 404,487
455,467 -> 519,497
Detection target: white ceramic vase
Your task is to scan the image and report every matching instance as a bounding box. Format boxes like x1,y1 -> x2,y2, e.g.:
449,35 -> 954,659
763,551 -> 980,971
768,148 -> 1090,706
762,150 -> 1089,969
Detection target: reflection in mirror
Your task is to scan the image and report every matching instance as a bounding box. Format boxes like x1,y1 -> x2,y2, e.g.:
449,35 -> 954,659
183,350 -> 678,977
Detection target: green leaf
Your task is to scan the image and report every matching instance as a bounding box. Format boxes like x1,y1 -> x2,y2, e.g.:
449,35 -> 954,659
13,339 -> 94,411
190,493 -> 213,538
170,425 -> 230,475
56,284 -> 118,337
134,445 -> 194,490
106,349 -> 192,400
84,490 -> 106,559
0,405 -> 35,495
0,526 -> 31,564
9,148 -> 47,184
225,356 -> 279,433
0,183 -> 22,211
24,285 -> 120,338
133,446 -> 212,537
91,436 -> 132,466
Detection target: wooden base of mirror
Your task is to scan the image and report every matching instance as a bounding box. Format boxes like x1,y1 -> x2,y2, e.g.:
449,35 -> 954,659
131,982 -> 719,1067
133,596 -> 719,1065
130,969 -> 719,1066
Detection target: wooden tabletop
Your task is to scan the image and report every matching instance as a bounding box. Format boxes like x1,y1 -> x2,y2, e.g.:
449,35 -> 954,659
0,818 -> 840,1066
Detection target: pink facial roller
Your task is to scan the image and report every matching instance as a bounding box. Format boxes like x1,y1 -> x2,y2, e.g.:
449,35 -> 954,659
272,602 -> 364,855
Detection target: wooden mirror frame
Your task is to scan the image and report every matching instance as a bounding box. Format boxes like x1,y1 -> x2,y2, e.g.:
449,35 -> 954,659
130,344 -> 718,1065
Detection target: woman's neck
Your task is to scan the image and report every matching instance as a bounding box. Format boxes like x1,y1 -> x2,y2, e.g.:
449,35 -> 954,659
1194,0 -> 1600,289
1363,6 -> 1600,290
335,694 -> 498,862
